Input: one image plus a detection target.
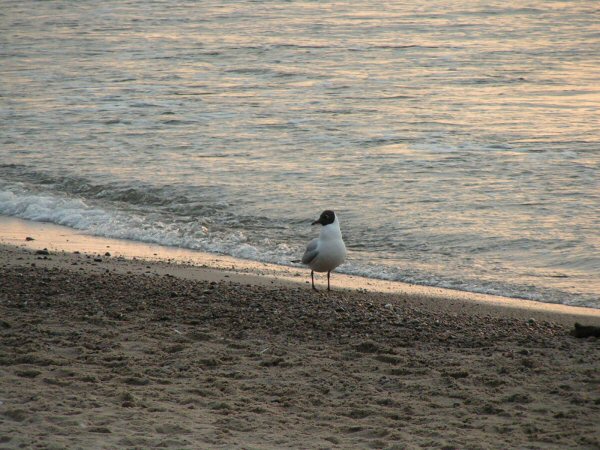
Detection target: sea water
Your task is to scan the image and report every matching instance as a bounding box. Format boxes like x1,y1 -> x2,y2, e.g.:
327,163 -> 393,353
1,1 -> 599,307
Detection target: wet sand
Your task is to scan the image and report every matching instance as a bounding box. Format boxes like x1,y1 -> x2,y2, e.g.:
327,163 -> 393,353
1,222 -> 600,448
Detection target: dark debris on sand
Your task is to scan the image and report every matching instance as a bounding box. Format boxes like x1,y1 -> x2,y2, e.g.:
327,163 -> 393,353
1,265 -> 599,449
0,266 -> 567,349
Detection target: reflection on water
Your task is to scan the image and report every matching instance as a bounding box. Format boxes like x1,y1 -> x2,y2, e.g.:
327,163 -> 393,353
1,1 -> 599,307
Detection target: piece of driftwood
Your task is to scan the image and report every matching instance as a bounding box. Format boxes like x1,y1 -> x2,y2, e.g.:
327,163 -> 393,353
570,323 -> 600,338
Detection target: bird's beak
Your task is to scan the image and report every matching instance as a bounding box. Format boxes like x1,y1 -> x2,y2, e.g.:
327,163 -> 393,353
311,219 -> 321,226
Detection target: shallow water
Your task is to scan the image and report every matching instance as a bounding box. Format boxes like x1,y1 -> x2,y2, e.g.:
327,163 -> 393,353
1,1 -> 599,307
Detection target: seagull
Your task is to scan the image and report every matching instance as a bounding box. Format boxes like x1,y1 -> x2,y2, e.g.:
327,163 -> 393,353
301,210 -> 347,291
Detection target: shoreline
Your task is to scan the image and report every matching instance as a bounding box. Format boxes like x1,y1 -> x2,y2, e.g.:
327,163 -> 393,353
1,215 -> 599,323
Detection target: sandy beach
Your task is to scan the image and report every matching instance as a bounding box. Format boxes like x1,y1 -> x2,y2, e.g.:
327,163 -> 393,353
1,220 -> 600,449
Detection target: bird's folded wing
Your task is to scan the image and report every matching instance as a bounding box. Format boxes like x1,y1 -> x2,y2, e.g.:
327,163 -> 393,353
301,238 -> 319,264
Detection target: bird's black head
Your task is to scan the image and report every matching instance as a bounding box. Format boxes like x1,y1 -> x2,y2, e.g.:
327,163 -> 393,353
312,210 -> 336,226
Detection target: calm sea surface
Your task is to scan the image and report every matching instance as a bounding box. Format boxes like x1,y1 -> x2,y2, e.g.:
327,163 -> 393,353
1,1 -> 599,307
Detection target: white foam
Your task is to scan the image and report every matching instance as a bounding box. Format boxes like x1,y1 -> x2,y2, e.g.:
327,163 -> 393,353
0,188 -> 204,249
1,187 -> 598,309
0,188 -> 300,267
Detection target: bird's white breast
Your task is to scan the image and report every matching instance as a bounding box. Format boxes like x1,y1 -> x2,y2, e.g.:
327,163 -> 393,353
309,219 -> 347,272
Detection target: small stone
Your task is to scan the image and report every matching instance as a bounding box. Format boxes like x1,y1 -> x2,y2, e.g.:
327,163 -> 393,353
16,369 -> 41,378
260,357 -> 285,367
25,236 -> 35,241
571,323 -> 600,338
119,391 -> 135,402
123,376 -> 150,386
355,341 -> 381,354
104,252 -> 111,257
3,409 -> 28,422
35,249 -> 50,255
89,426 -> 111,433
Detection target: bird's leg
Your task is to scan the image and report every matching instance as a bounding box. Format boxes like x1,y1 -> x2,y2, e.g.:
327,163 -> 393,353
327,271 -> 331,291
311,270 -> 318,291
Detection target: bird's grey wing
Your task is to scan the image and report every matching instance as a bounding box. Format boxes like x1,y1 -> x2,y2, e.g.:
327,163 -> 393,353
301,238 -> 319,265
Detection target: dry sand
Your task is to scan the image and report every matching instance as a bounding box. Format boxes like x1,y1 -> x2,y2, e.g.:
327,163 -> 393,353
1,221 -> 600,449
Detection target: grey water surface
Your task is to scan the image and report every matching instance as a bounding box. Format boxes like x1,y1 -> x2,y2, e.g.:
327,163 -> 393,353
1,1 -> 599,307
